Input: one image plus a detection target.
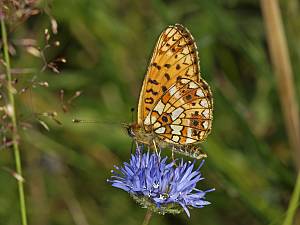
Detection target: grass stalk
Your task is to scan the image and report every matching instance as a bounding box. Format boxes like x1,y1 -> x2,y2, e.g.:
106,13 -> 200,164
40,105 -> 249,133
282,173 -> 300,225
1,17 -> 28,225
260,0 -> 300,171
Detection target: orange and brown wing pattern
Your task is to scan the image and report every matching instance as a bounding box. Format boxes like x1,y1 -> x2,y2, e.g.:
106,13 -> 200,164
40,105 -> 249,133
137,24 -> 200,125
145,78 -> 213,145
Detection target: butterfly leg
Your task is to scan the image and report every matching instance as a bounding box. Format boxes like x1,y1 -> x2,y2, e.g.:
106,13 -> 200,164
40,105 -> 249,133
147,144 -> 151,152
190,145 -> 207,160
196,153 -> 207,160
130,140 -> 134,155
135,141 -> 140,150
135,142 -> 144,167
172,147 -> 175,161
134,141 -> 143,156
152,139 -> 159,156
171,146 -> 178,167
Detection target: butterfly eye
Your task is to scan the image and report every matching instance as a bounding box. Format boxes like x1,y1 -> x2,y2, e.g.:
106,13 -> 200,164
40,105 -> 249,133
127,126 -> 135,137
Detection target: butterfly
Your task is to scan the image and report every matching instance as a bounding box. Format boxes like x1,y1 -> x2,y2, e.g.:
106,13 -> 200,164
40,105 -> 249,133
127,24 -> 213,159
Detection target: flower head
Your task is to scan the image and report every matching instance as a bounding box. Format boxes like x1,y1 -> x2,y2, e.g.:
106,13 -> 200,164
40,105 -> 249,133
108,147 -> 214,217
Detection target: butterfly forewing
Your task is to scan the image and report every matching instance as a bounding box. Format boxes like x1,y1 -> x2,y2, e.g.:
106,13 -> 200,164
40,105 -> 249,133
136,24 -> 213,155
137,24 -> 201,124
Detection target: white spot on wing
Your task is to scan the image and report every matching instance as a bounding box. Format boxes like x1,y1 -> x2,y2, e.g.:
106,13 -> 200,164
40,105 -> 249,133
171,107 -> 184,120
155,127 -> 166,134
182,47 -> 189,54
196,89 -> 205,97
166,106 -> 175,113
165,28 -> 172,33
153,122 -> 161,129
174,91 -> 181,100
186,138 -> 196,144
187,128 -> 192,138
170,125 -> 183,135
169,86 -> 177,96
173,118 -> 181,124
144,113 -> 151,125
189,82 -> 198,89
202,109 -> 209,118
200,131 -> 205,139
179,113 -> 186,118
153,100 -> 165,115
168,28 -> 176,36
200,99 -> 208,107
165,103 -> 171,110
172,135 -> 180,142
151,115 -> 158,123
181,79 -> 189,84
202,121 -> 209,129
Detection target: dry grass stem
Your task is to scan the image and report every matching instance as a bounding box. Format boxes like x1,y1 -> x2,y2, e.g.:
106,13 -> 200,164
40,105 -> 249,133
260,0 -> 300,170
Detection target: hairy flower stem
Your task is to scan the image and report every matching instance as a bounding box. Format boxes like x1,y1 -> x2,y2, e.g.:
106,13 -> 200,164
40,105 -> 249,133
141,209 -> 153,225
1,18 -> 28,225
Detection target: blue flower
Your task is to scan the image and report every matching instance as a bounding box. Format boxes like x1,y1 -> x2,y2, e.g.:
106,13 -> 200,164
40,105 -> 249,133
107,147 -> 214,217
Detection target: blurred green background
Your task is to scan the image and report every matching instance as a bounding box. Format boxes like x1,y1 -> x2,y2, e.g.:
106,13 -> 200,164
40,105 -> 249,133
1,0 -> 300,224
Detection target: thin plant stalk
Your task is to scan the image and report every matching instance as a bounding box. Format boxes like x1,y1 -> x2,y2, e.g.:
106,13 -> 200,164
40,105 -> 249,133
1,17 -> 28,225
282,173 -> 300,225
260,0 -> 300,170
141,209 -> 153,225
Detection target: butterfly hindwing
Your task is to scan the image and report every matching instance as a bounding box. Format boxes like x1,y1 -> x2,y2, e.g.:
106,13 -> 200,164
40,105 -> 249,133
146,78 -> 212,144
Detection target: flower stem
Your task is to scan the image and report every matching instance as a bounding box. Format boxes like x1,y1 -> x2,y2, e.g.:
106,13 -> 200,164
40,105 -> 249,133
1,17 -> 28,225
141,209 -> 153,225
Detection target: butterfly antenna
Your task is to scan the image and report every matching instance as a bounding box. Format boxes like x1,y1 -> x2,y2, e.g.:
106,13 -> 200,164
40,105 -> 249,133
72,118 -> 122,126
130,107 -> 135,123
127,108 -> 135,156
72,119 -> 100,123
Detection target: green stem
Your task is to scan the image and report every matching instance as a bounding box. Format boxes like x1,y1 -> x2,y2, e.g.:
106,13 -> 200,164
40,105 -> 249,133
282,173 -> 300,225
1,18 -> 28,225
141,209 -> 153,225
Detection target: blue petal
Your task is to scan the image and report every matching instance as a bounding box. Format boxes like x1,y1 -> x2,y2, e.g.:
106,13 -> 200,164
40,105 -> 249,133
179,202 -> 190,217
108,147 -> 214,217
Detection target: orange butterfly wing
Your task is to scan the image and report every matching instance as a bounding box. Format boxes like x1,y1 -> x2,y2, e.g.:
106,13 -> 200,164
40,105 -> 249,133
137,24 -> 213,145
137,24 -> 200,123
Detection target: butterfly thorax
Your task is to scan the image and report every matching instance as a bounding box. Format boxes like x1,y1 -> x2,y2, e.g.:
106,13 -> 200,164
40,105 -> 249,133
127,123 -> 168,147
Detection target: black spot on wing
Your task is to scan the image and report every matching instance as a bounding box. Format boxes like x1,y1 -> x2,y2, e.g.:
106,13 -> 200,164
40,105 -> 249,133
152,62 -> 161,70
164,73 -> 170,80
162,86 -> 167,92
146,88 -> 158,95
162,116 -> 168,122
192,120 -> 199,126
148,78 -> 159,85
145,97 -> 154,104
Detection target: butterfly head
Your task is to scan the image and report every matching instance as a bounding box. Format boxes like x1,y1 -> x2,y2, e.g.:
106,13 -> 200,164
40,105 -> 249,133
127,125 -> 136,137
122,123 -> 139,137
123,123 -> 156,145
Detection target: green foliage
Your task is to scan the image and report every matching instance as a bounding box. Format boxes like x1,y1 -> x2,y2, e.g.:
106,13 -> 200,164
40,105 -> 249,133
1,0 -> 299,224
